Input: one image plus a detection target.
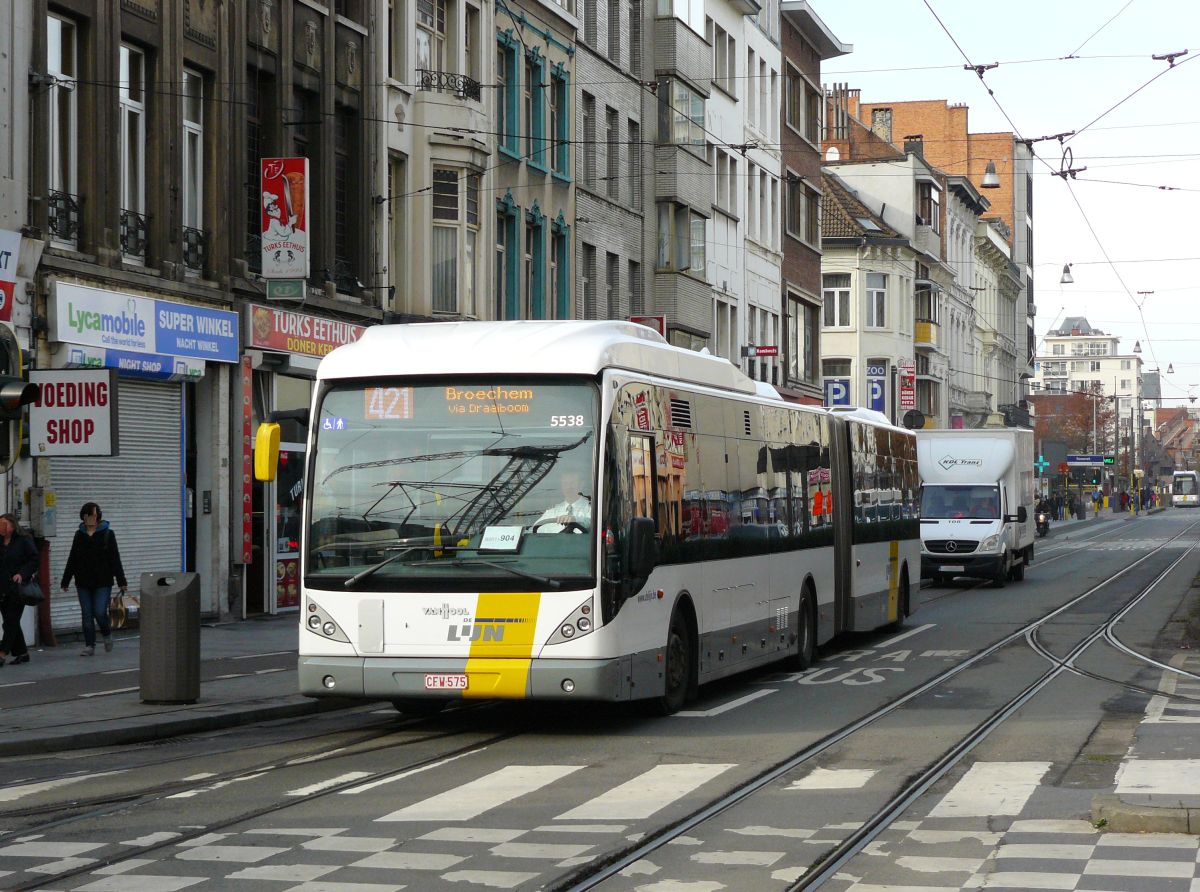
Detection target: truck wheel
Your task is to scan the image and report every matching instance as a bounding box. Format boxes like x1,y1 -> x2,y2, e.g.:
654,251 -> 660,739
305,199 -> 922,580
1009,558 -> 1025,581
786,586 -> 817,670
992,554 -> 1009,588
653,608 -> 695,715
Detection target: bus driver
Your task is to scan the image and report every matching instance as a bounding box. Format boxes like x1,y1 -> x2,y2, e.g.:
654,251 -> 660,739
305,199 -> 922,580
534,469 -> 591,533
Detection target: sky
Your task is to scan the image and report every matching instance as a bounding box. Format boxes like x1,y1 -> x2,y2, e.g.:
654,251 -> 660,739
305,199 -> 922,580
810,0 -> 1200,407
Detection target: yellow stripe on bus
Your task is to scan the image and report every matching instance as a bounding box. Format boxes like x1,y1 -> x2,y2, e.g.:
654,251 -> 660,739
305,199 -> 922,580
463,592 -> 541,699
887,540 -> 899,622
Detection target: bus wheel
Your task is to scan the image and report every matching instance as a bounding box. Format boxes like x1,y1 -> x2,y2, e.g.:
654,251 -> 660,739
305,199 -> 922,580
392,698 -> 448,717
787,587 -> 817,671
655,609 -> 694,715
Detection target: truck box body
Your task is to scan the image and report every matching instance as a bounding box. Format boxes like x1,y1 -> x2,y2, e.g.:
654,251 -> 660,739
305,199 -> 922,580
916,429 -> 1036,584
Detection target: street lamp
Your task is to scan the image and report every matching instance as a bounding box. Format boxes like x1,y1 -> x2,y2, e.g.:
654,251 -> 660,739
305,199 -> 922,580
1060,264 -> 1074,284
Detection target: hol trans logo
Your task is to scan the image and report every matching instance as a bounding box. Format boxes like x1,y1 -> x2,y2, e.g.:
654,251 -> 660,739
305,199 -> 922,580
939,455 -> 984,470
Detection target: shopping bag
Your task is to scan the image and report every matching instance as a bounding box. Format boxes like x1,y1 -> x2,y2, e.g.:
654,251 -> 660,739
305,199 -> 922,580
19,580 -> 44,606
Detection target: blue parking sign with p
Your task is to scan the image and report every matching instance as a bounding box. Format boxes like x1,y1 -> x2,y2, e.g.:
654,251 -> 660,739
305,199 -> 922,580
824,378 -> 850,406
868,378 -> 885,411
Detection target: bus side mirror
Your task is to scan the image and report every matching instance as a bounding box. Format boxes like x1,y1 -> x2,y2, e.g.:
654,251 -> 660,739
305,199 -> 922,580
1015,506 -> 1028,523
254,422 -> 281,482
625,517 -> 658,579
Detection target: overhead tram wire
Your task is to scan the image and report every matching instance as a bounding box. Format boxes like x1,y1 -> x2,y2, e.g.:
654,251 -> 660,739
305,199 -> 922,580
1064,0 -> 1137,59
1065,50 -> 1197,142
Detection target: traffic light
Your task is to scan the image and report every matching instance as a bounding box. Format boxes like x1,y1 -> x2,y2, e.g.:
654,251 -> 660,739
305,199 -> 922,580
1091,470 -> 1101,485
0,325 -> 41,470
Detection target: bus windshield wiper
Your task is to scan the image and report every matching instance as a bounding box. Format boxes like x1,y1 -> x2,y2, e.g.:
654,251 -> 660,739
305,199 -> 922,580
410,556 -> 561,589
342,541 -> 464,587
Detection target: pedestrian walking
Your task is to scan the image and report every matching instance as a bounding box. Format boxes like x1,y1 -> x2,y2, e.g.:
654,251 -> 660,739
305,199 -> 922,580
61,502 -> 128,657
0,513 -> 40,667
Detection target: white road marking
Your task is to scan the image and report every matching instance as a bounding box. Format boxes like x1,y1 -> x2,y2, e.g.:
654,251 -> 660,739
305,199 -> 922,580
302,835 -> 396,853
441,869 -> 538,888
352,851 -> 467,870
928,762 -> 1051,817
1084,859 -> 1195,878
226,864 -> 339,882
286,772 -> 373,796
491,842 -> 593,860
287,747 -> 349,765
894,855 -> 985,874
995,843 -> 1096,859
727,827 -> 815,839
786,768 -> 875,790
1005,819 -> 1097,834
1094,832 -> 1198,848
214,673 -> 250,680
533,824 -> 625,834
79,686 -> 139,698
231,650 -> 295,660
378,765 -> 584,822
690,850 -> 784,866
419,828 -> 526,843
876,623 -> 936,648
73,876 -> 207,891
122,832 -> 182,847
175,845 -> 288,863
0,681 -> 35,688
168,772 -> 271,799
100,668 -> 137,675
675,689 -> 776,717
246,828 -> 347,837
556,763 -> 735,821
255,667 -> 289,675
0,770 -> 127,803
344,749 -> 483,795
964,874 -> 1076,890
1115,759 -> 1200,795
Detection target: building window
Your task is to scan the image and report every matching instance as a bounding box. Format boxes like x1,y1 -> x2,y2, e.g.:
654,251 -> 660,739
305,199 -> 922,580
605,252 -> 619,317
497,36 -> 519,155
866,273 -> 886,328
655,0 -> 703,35
388,0 -> 405,80
788,295 -> 818,383
432,168 -> 481,314
582,92 -> 596,188
496,195 -> 519,318
388,154 -> 407,309
658,78 -> 704,146
245,69 -> 266,272
710,22 -> 735,96
605,107 -> 619,199
629,259 -> 642,314
1052,344 -> 1064,355
524,53 -> 546,166
823,273 -> 851,327
416,0 -> 446,72
655,202 -> 705,275
550,66 -> 570,177
46,14 -> 79,246
551,220 -> 570,318
119,44 -> 148,261
465,6 -> 480,82
608,0 -> 620,65
628,119 -> 642,209
629,0 -> 642,76
334,106 -> 360,290
582,242 -> 597,317
181,69 -> 205,272
917,181 -> 940,232
584,0 -> 597,46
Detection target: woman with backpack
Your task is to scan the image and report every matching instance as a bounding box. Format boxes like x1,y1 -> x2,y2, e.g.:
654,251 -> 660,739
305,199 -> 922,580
61,502 -> 128,656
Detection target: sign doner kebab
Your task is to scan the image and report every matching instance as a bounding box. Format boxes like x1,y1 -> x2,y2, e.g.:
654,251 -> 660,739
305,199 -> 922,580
260,158 -> 310,279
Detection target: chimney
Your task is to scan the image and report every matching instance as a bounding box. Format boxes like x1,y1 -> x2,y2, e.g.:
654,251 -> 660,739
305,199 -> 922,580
903,134 -> 924,158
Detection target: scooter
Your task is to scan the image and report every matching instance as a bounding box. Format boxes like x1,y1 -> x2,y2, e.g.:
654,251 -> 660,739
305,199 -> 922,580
1036,510 -> 1049,538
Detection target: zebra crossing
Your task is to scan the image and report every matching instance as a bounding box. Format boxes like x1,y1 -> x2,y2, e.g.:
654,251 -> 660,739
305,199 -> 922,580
1,750 -> 1197,891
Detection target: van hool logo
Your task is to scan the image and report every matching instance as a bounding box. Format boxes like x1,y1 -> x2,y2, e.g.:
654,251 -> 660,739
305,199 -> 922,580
939,455 -> 983,470
424,603 -> 469,619
446,617 -> 528,642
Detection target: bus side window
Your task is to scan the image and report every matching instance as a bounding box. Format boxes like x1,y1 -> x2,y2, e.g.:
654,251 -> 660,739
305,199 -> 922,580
630,434 -> 656,524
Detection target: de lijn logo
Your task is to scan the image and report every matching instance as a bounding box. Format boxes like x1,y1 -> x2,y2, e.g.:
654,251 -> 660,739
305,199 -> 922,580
939,455 -> 984,471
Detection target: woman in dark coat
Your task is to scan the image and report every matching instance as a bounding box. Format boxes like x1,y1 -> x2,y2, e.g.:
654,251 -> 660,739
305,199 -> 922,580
61,502 -> 128,657
0,513 -> 40,666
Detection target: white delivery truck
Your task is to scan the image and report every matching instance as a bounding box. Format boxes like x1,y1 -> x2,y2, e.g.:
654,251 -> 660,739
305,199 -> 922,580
916,428 -> 1036,586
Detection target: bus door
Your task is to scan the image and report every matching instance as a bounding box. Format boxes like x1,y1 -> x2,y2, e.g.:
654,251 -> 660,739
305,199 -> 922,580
828,419 -> 855,633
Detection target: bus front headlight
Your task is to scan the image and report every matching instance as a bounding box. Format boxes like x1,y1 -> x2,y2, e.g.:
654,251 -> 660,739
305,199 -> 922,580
980,534 -> 1001,552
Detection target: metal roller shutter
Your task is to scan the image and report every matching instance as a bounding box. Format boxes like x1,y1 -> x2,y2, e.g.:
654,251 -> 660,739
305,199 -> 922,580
47,379 -> 183,632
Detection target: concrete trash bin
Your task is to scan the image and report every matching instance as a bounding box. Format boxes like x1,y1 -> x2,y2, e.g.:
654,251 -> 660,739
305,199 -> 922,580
139,572 -> 201,704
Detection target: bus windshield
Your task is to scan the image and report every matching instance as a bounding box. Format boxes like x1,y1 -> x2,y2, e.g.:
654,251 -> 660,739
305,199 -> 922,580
1174,475 -> 1196,496
920,484 -> 1000,520
307,379 -> 599,591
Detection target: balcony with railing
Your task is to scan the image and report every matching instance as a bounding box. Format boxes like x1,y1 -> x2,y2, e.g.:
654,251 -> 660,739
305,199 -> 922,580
47,190 -> 81,247
120,208 -> 148,261
416,68 -> 482,102
182,227 -> 207,274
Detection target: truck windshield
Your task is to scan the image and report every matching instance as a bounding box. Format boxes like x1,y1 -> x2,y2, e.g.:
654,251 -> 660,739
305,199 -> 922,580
306,379 -> 599,591
920,485 -> 1000,520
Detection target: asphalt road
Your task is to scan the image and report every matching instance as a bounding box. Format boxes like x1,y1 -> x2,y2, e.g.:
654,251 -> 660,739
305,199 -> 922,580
2,508 -> 1199,891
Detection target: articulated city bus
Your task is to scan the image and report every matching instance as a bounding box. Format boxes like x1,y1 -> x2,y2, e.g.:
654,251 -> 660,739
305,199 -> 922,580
255,321 -> 920,714
1173,470 -> 1199,507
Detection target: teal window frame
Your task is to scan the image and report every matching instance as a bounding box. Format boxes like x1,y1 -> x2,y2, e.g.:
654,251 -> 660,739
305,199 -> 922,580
526,50 -> 547,172
497,31 -> 520,158
526,203 -> 546,318
496,190 -> 520,318
551,63 -> 570,181
552,213 -> 571,319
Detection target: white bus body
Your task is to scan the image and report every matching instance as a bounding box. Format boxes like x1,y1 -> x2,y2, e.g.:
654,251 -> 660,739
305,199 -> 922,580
295,321 -> 920,712
1173,471 -> 1199,507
